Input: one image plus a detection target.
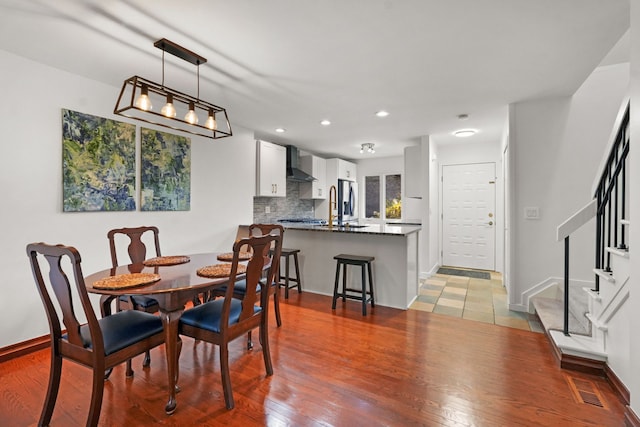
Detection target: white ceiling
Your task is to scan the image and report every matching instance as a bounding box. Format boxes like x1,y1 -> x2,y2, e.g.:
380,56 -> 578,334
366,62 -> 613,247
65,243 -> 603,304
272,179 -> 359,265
0,0 -> 629,159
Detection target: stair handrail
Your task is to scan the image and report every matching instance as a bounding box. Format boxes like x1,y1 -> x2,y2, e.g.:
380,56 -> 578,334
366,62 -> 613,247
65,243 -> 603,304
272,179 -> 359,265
556,199 -> 597,241
557,100 -> 629,336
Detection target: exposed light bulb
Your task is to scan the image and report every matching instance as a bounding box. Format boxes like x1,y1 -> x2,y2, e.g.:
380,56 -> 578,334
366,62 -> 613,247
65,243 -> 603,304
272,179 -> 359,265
160,94 -> 176,118
184,102 -> 199,124
360,147 -> 364,153
134,85 -> 152,111
205,108 -> 217,130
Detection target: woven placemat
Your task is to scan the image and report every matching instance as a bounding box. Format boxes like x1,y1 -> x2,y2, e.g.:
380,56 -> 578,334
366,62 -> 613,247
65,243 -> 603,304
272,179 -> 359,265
93,273 -> 161,290
216,251 -> 252,262
197,263 -> 247,278
143,255 -> 190,266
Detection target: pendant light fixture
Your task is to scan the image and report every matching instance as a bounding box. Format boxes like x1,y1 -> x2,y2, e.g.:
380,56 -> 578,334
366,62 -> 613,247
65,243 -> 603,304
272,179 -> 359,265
114,38 -> 232,139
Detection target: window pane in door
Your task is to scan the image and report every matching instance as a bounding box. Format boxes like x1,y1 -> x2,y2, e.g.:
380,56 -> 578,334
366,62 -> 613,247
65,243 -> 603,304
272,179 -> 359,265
365,176 -> 380,218
385,174 -> 402,219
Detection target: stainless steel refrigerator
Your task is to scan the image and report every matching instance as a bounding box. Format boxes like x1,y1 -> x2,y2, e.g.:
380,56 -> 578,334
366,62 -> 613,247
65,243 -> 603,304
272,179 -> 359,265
337,179 -> 358,224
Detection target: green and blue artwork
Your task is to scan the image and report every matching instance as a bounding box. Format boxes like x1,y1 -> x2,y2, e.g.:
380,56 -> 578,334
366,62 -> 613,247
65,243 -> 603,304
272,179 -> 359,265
140,128 -> 191,211
62,109 -> 136,212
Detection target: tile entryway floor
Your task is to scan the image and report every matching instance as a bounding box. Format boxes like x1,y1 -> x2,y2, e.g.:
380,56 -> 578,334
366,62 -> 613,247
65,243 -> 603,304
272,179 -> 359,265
410,271 -> 544,333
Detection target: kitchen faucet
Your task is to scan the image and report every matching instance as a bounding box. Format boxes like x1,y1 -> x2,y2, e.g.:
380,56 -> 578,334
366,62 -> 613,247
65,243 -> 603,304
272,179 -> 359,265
328,185 -> 337,228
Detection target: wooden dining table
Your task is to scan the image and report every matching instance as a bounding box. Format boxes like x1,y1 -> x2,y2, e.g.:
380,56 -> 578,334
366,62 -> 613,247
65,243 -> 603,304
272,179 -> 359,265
84,252 -> 241,415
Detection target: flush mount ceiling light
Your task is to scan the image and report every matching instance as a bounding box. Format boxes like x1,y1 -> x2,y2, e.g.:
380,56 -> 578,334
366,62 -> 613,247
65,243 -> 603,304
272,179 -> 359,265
320,119 -> 331,126
275,128 -> 286,133
375,110 -> 389,117
360,143 -> 375,154
114,38 -> 232,139
453,129 -> 477,138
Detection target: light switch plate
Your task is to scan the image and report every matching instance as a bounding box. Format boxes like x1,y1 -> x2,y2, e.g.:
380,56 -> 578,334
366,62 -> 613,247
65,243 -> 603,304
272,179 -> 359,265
265,206 -> 271,213
524,207 -> 539,220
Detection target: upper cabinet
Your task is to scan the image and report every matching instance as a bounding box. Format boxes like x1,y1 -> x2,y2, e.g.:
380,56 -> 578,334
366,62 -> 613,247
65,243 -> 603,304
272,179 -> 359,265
328,158 -> 357,181
299,155 -> 327,199
256,140 -> 286,197
404,145 -> 422,198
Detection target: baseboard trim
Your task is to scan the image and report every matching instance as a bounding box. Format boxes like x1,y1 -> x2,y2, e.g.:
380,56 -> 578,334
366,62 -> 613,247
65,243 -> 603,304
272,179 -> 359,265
625,405 -> 640,427
541,326 -> 631,406
606,364 -> 631,405
0,335 -> 50,363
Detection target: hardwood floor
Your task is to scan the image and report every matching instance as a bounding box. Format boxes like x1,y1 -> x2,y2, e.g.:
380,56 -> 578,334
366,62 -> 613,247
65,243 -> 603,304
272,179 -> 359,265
0,292 -> 625,426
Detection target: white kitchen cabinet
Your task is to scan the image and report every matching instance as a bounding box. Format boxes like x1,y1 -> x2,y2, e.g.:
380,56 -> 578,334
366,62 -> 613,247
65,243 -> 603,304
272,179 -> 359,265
299,155 -> 327,199
404,145 -> 422,198
256,140 -> 286,197
327,158 -> 357,182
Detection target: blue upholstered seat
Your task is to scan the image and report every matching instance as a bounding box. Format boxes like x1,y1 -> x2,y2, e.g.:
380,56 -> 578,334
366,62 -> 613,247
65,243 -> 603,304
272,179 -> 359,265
118,295 -> 159,310
180,298 -> 261,334
67,310 -> 163,356
214,279 -> 263,296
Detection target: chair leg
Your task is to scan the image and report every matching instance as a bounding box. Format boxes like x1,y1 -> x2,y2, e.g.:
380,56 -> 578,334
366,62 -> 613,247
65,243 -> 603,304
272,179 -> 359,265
39,352 -> 62,426
273,285 -> 282,327
293,253 -> 302,293
368,262 -> 375,307
247,331 -> 253,350
143,350 -> 151,368
332,261 -> 341,309
284,254 -> 291,299
341,264 -> 347,302
361,264 -> 367,316
219,343 -> 234,409
126,359 -> 134,378
260,322 -> 273,376
87,363 -> 105,427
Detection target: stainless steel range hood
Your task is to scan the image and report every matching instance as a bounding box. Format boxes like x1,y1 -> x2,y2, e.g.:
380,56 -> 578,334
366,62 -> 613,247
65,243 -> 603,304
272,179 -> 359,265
286,145 -> 316,182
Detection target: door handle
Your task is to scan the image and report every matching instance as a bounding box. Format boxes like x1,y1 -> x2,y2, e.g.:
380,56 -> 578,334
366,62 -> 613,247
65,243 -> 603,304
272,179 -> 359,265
487,221 -> 494,226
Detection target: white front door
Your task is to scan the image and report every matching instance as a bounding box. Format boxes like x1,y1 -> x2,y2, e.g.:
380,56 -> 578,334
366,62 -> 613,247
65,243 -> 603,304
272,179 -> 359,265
442,163 -> 496,270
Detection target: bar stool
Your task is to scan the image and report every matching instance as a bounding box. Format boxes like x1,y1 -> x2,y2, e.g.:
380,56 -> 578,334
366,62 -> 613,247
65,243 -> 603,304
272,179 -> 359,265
278,248 -> 302,299
332,254 -> 375,315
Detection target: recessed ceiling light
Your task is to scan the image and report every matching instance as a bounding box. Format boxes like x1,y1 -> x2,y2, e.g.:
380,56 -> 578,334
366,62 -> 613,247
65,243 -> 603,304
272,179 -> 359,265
453,129 -> 477,138
375,110 -> 389,117
275,128 -> 286,133
320,120 -> 331,126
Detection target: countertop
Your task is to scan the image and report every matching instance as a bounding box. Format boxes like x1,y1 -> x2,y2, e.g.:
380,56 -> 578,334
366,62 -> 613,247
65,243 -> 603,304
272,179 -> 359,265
279,222 -> 421,236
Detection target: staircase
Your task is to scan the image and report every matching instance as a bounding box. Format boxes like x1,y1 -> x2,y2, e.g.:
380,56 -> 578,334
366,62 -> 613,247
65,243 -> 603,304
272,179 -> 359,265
531,101 -> 630,374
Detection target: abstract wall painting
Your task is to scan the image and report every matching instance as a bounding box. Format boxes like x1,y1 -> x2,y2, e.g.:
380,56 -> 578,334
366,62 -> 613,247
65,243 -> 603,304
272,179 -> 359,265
62,109 -> 136,212
140,128 -> 191,211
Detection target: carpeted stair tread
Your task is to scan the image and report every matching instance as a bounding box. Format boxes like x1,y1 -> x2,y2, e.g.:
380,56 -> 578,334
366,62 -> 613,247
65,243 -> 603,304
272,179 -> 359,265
531,296 -> 590,336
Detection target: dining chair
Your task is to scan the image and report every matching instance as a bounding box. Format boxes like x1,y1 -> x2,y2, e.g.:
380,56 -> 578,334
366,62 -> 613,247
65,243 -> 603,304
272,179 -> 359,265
27,242 -> 165,427
107,226 -> 161,373
211,223 -> 284,349
179,232 -> 282,409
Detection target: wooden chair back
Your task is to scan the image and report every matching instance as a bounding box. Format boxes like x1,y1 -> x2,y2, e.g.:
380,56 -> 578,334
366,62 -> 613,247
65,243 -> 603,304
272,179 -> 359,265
26,242 -> 165,426
27,242 -> 102,356
226,233 -> 282,325
107,226 -> 161,267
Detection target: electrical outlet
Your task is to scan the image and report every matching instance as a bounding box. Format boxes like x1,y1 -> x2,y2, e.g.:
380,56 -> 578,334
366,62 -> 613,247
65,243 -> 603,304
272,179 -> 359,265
265,206 -> 271,214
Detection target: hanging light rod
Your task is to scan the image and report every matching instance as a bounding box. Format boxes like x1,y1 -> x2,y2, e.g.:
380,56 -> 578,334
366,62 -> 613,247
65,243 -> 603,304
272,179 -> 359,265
114,38 -> 232,139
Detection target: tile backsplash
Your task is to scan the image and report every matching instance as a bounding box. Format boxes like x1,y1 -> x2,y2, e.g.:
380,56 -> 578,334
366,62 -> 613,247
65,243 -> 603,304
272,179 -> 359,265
253,181 -> 314,223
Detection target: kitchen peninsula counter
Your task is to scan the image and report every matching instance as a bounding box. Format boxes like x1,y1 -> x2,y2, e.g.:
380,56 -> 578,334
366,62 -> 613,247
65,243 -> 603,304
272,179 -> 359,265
279,222 -> 421,237
278,222 -> 421,310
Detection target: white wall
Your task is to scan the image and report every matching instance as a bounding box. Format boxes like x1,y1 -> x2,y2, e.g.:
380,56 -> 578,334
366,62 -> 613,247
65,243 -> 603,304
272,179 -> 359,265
436,137 -> 504,274
0,49 -> 256,348
509,62 -> 630,307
